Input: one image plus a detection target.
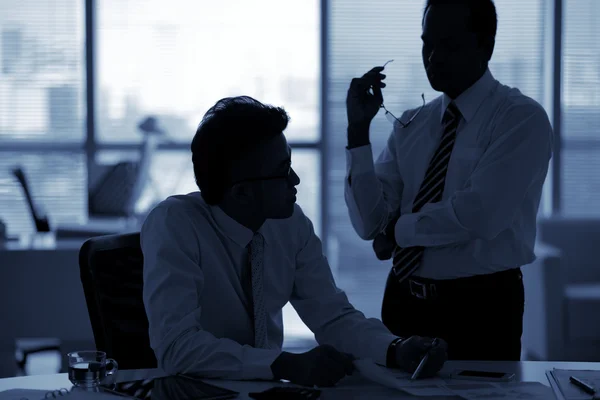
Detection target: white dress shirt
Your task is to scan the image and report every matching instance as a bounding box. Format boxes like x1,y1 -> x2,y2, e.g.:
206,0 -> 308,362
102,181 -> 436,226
141,192 -> 399,381
345,69 -> 553,279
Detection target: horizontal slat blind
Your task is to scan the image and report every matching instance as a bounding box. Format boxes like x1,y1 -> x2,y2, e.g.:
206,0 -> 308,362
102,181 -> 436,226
0,152 -> 86,235
561,0 -> 600,216
0,0 -> 85,142
0,0 -> 86,235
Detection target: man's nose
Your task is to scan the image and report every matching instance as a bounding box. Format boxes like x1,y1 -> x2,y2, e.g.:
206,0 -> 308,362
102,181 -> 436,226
428,49 -> 438,63
428,48 -> 449,66
290,168 -> 300,185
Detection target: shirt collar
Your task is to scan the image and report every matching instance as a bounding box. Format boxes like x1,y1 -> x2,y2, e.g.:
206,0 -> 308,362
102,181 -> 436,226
441,68 -> 496,123
210,205 -> 257,248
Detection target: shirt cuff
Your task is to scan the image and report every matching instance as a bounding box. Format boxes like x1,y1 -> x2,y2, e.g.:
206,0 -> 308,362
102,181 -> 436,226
346,145 -> 375,177
242,347 -> 282,380
394,213 -> 420,247
371,333 -> 403,366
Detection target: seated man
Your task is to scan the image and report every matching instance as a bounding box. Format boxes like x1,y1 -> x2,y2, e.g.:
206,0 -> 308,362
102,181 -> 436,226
141,96 -> 447,387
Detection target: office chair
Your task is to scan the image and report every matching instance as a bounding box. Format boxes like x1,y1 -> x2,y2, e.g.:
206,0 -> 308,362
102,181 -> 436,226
79,232 -> 157,369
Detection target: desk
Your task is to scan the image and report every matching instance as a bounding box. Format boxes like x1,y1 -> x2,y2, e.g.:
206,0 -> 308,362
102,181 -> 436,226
1,361 -> 600,399
0,235 -> 95,378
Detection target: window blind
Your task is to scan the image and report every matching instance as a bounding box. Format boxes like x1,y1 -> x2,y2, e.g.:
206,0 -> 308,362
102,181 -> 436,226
561,0 -> 600,216
326,0 -> 547,317
0,0 -> 85,142
0,152 -> 86,236
0,0 -> 86,235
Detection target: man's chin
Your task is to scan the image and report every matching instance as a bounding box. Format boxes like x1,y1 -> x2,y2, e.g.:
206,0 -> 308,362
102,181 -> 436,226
428,78 -> 445,93
427,73 -> 448,93
269,203 -> 296,220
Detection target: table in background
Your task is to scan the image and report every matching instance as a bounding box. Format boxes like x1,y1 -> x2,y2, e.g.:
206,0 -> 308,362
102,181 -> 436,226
1,361 -> 600,399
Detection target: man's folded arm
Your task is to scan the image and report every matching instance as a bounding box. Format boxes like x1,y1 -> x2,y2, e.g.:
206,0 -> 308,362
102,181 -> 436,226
141,205 -> 280,380
289,209 -> 400,366
393,104 -> 553,248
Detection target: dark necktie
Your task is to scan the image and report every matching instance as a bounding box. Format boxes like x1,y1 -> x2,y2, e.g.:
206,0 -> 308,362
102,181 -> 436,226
391,102 -> 462,282
248,233 -> 268,348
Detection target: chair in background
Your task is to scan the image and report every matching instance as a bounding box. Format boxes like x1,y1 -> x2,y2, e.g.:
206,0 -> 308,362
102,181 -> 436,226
79,232 -> 157,369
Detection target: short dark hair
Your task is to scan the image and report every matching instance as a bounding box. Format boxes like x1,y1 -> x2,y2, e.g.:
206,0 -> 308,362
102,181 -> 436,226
424,0 -> 498,45
191,96 -> 290,205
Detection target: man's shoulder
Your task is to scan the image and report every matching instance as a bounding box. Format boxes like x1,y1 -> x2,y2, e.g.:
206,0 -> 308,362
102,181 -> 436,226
495,82 -> 549,118
144,192 -> 209,228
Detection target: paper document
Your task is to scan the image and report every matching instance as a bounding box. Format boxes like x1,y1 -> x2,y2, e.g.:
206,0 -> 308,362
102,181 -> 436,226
352,359 -> 556,399
353,358 -> 455,396
547,369 -> 600,400
444,381 -> 556,399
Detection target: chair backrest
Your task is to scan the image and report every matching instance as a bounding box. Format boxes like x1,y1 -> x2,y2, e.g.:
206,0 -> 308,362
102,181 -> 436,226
79,232 -> 157,369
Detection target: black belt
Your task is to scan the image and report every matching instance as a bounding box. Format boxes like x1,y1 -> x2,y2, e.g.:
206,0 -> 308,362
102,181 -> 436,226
400,268 -> 522,300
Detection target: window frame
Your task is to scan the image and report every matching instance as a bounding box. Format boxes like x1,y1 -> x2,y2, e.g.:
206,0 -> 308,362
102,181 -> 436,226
6,0 -> 576,240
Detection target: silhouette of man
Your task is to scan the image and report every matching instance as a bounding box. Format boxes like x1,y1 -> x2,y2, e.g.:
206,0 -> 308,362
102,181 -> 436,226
345,0 -> 553,361
142,96 -> 447,387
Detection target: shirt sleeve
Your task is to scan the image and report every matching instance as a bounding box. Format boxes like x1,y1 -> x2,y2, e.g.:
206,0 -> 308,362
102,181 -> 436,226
289,207 -> 399,365
344,126 -> 404,240
393,103 -> 553,248
141,203 -> 280,381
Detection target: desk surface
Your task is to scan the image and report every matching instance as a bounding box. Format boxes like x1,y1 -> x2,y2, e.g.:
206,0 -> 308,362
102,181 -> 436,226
1,361 -> 599,399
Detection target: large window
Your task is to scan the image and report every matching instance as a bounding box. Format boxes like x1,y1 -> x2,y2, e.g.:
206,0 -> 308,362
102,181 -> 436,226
96,0 -> 322,342
561,0 -> 600,216
95,0 -> 322,227
96,0 -> 320,144
0,0 -> 85,235
326,0 -> 548,319
5,0 -> 596,345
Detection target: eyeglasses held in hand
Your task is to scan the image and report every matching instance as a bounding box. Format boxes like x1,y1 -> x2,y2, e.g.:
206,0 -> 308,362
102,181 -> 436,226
379,59 -> 426,128
382,93 -> 426,128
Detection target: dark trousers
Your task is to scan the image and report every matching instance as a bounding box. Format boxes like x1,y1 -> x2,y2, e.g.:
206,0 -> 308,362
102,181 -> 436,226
381,268 -> 525,361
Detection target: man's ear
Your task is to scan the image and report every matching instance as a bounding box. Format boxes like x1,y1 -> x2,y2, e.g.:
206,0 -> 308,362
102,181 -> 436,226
230,183 -> 253,203
484,37 -> 495,61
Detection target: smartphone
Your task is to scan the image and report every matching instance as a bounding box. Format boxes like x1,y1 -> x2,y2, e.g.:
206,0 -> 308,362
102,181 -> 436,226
450,369 -> 515,382
248,387 -> 321,400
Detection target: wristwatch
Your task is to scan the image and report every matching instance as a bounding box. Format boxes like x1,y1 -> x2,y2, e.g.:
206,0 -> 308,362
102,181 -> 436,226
386,337 -> 405,368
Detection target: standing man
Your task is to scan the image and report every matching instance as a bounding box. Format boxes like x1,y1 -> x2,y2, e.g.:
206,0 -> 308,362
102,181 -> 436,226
344,0 -> 553,361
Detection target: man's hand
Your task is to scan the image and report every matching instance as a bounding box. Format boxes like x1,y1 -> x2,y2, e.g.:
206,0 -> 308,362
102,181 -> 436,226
270,345 -> 355,387
395,336 -> 448,378
373,216 -> 399,260
373,231 -> 396,260
346,66 -> 388,148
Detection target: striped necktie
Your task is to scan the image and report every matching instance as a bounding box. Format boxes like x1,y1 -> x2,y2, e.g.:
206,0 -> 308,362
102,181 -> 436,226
391,102 -> 462,282
248,232 -> 269,348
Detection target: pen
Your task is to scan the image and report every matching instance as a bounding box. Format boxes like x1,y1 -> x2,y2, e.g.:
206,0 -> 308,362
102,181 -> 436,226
569,375 -> 596,396
411,338 -> 439,380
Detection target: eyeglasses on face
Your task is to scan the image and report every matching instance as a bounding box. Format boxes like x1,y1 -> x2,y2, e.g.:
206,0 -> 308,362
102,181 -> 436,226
230,162 -> 293,186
